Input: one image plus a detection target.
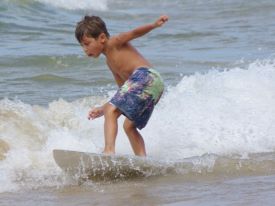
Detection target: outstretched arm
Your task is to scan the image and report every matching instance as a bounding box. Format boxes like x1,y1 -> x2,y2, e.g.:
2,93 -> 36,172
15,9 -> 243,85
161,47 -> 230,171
113,15 -> 169,46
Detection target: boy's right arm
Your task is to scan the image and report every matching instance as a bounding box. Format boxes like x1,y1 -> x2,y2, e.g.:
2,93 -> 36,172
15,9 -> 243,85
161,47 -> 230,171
113,15 -> 168,47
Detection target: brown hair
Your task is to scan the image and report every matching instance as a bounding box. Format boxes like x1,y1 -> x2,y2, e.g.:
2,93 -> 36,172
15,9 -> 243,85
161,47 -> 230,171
75,16 -> 110,43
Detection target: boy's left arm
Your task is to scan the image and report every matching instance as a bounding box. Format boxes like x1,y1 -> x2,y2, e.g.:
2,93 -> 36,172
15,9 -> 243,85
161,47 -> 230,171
114,15 -> 169,46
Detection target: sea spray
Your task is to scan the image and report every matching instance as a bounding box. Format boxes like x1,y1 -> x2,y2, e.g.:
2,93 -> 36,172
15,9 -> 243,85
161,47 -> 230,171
0,59 -> 275,192
36,0 -> 108,10
145,59 -> 275,159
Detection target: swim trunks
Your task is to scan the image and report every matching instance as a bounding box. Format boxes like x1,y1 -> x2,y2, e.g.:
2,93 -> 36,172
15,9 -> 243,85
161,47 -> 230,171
110,67 -> 164,129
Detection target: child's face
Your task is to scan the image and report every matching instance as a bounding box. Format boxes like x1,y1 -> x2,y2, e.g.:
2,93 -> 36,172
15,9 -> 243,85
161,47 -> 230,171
81,34 -> 105,58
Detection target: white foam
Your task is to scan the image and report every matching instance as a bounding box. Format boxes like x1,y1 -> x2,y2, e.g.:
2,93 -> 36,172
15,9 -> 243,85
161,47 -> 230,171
145,59 -> 275,160
36,0 -> 108,11
1,59 -> 275,192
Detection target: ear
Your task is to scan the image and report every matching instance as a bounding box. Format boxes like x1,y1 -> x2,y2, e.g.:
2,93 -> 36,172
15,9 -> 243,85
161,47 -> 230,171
99,33 -> 107,43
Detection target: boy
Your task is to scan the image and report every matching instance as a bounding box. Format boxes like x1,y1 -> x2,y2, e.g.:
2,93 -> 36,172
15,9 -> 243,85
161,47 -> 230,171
75,15 -> 168,156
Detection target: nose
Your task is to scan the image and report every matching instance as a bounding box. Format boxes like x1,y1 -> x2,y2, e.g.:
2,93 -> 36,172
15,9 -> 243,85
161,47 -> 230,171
83,46 -> 87,52
83,46 -> 89,55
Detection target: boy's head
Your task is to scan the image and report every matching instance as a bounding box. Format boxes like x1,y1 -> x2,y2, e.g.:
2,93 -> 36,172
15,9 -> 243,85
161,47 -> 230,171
75,16 -> 110,43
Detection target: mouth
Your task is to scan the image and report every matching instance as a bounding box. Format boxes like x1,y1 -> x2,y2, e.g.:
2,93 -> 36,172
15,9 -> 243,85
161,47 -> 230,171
89,53 -> 100,58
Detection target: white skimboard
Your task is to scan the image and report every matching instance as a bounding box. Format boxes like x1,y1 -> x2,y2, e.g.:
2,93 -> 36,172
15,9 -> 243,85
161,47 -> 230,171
53,149 -> 158,180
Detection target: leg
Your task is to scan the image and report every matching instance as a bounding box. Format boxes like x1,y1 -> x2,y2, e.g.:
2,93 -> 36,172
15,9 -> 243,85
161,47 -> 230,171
123,118 -> 146,156
103,103 -> 121,155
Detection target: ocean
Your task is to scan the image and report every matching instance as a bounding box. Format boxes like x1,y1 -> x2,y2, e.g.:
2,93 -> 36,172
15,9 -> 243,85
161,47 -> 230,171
1,0 -> 275,205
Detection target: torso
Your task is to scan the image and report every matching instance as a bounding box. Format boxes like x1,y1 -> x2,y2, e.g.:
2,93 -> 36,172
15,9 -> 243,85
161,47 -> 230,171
105,42 -> 151,82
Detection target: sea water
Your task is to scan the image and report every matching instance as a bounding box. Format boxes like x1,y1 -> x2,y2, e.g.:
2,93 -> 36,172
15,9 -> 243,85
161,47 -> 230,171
1,0 -> 275,205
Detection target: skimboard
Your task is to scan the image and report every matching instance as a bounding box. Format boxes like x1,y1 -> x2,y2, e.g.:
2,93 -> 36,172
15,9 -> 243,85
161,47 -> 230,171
53,149 -> 157,180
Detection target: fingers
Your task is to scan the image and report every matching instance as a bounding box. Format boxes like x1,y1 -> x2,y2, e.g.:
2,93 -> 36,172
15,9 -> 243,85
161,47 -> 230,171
88,108 -> 95,120
88,110 -> 98,120
156,15 -> 169,27
88,110 -> 94,120
161,15 -> 169,22
88,107 -> 104,120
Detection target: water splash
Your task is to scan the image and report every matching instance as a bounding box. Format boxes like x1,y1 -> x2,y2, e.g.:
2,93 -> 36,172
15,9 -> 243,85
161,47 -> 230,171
36,0 -> 108,10
1,59 -> 275,192
146,59 -> 275,159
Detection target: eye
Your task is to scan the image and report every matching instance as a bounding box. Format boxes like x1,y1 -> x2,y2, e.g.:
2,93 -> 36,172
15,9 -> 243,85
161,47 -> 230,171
81,41 -> 89,47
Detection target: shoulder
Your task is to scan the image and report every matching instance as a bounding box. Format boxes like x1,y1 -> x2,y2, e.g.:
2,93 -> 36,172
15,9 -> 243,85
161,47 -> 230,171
108,33 -> 132,48
107,35 -> 119,45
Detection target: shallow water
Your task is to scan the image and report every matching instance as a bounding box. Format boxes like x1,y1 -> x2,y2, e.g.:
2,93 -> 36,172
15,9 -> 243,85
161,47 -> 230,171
1,0 -> 275,205
1,175 -> 275,206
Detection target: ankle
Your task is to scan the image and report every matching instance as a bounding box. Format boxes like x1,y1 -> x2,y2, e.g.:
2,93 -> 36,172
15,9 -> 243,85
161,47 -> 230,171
103,146 -> 115,155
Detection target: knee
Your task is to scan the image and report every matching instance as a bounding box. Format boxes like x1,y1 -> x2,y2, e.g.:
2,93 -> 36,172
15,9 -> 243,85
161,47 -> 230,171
104,103 -> 120,118
123,120 -> 135,134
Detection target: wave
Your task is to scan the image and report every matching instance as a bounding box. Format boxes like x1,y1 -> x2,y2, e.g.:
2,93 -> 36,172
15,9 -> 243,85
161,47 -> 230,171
86,152 -> 275,181
35,0 -> 108,11
51,151 -> 275,181
0,55 -> 96,68
28,74 -> 76,83
147,59 -> 275,159
0,59 -> 275,192
2,0 -> 108,11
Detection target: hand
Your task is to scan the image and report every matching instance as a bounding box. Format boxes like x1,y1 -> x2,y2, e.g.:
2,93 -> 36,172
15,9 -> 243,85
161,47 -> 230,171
154,15 -> 169,27
88,106 -> 104,120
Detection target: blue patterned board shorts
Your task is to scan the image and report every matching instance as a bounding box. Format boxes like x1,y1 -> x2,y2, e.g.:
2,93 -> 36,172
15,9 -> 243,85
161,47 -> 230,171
110,67 -> 164,129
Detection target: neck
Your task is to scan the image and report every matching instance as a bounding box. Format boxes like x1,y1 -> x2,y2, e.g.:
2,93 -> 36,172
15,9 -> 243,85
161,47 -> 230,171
101,39 -> 109,56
